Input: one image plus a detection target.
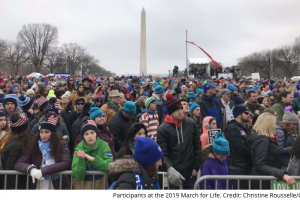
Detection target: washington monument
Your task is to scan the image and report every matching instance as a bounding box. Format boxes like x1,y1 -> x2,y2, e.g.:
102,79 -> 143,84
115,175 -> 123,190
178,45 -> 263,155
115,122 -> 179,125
140,8 -> 147,76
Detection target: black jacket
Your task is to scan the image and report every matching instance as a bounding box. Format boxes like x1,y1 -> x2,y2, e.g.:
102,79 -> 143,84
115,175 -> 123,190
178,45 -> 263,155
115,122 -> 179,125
198,94 -> 223,129
248,133 -> 285,179
66,110 -> 81,134
109,111 -> 133,152
225,119 -> 252,169
157,117 -> 201,178
245,102 -> 264,121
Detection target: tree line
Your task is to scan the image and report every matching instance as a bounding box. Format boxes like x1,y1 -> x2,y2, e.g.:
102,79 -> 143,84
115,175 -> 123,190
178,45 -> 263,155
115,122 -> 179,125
237,36 -> 300,79
0,23 -> 114,76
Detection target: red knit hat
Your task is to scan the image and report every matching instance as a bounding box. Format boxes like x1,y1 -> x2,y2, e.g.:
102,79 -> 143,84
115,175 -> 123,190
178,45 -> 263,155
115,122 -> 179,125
165,94 -> 182,115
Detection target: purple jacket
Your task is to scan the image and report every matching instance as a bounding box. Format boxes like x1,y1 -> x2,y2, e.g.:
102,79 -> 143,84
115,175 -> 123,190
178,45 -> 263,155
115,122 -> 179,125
200,156 -> 232,190
14,140 -> 71,190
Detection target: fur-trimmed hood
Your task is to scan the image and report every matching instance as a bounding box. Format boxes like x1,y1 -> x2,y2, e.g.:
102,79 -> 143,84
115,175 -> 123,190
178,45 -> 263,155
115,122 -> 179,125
107,158 -> 141,182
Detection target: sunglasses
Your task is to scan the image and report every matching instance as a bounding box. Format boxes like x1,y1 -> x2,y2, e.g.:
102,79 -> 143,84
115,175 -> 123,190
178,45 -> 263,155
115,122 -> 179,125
76,103 -> 84,105
243,111 -> 250,115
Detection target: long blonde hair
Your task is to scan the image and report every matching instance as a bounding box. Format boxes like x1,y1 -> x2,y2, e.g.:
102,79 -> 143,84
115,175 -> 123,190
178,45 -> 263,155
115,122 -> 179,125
253,113 -> 276,138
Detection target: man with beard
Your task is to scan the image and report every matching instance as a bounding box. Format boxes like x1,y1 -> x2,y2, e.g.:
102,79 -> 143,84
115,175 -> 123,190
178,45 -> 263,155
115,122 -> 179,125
272,91 -> 294,121
245,89 -> 263,122
225,105 -> 252,189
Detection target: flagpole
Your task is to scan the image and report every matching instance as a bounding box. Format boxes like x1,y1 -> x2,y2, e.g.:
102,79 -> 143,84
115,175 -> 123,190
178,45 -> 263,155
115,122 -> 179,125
186,30 -> 189,78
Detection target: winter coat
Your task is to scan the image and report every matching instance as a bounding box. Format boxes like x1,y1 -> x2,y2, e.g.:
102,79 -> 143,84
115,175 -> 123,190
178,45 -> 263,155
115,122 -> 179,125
292,97 -> 300,115
199,94 -> 223,129
157,116 -> 201,178
200,153 -> 232,190
72,137 -> 113,189
108,158 -> 160,190
4,106 -> 23,119
101,103 -> 122,127
0,140 -> 26,189
116,145 -> 134,159
225,120 -> 252,169
248,133 -> 285,189
30,121 -> 69,138
14,140 -> 71,189
200,116 -> 214,148
215,98 -> 234,132
271,101 -> 286,121
109,111 -> 133,152
66,110 -> 81,134
152,94 -> 164,124
275,124 -> 297,169
245,102 -> 264,117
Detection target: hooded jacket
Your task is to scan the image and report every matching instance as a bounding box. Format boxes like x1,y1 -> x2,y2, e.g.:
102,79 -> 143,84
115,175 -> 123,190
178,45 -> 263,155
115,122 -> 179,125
200,116 -> 214,148
225,119 -> 252,169
108,158 -> 159,190
157,116 -> 201,178
271,101 -> 286,121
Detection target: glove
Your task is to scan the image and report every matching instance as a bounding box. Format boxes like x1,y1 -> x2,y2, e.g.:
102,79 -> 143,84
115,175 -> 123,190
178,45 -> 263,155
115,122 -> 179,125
63,135 -> 70,143
167,167 -> 185,187
30,168 -> 43,183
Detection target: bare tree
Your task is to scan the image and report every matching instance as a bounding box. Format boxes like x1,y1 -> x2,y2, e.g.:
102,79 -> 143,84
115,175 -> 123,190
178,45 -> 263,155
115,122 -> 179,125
5,41 -> 29,76
17,23 -> 58,72
45,47 -> 64,73
0,39 -> 7,63
61,43 -> 86,74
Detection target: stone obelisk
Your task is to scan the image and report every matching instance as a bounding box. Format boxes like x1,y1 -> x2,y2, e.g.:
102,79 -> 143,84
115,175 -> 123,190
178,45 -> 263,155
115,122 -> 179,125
140,8 -> 147,76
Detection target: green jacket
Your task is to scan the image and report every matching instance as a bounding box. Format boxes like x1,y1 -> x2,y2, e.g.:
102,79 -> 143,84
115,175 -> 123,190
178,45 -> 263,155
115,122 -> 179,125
271,101 -> 285,121
72,137 -> 113,181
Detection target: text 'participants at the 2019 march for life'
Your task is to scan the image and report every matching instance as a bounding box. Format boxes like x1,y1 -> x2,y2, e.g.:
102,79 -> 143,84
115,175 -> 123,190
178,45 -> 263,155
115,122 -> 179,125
111,191 -> 300,200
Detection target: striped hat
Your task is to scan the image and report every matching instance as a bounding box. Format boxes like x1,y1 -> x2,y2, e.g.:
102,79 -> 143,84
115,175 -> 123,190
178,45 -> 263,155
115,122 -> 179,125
144,97 -> 155,109
36,96 -> 49,111
39,112 -> 58,132
18,95 -> 34,110
165,93 -> 182,115
10,113 -> 28,134
81,118 -> 98,137
4,94 -> 19,107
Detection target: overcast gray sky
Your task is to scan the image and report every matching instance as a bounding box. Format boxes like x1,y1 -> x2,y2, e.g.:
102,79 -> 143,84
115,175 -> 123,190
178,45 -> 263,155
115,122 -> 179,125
1,0 -> 300,75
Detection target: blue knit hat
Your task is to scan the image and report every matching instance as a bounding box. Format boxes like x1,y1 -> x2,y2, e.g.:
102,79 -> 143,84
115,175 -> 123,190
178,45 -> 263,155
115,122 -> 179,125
233,96 -> 244,106
226,84 -> 237,92
4,94 -> 19,107
171,81 -> 177,85
269,84 -> 276,91
212,132 -> 229,155
187,92 -> 196,100
247,88 -> 257,94
154,85 -> 164,94
196,88 -> 203,96
189,102 -> 200,113
11,84 -> 19,90
90,103 -> 104,120
123,101 -> 136,115
134,137 -> 163,168
294,92 -> 299,98
203,83 -> 215,93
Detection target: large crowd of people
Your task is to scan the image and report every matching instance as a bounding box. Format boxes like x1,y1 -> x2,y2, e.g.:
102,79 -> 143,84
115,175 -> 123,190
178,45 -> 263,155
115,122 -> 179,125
0,71 -> 299,190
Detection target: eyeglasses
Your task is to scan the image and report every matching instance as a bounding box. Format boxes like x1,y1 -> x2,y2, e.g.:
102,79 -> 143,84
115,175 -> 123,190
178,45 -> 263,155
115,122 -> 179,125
76,103 -> 84,105
243,111 -> 250,115
69,80 -> 74,82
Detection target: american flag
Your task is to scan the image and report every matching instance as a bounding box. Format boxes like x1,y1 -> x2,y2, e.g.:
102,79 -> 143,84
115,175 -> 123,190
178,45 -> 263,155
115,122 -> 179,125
47,114 -> 58,126
37,96 -> 47,107
11,114 -> 27,127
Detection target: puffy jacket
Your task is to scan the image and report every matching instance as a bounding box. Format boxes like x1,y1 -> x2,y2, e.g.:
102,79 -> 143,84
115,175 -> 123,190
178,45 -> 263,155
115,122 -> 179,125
157,116 -> 201,178
200,116 -> 214,148
247,133 -> 285,179
275,124 -> 296,169
72,137 -> 113,181
14,140 -> 71,189
225,120 -> 252,169
109,111 -> 133,152
199,94 -> 223,129
101,102 -> 122,127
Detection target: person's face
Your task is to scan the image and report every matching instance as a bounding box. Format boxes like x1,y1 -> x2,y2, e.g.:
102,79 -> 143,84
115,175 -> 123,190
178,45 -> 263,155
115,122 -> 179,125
222,93 -> 230,102
40,129 -> 52,142
193,107 -> 201,118
278,87 -> 285,92
189,86 -> 194,91
13,87 -> 20,94
205,88 -> 214,97
69,78 -> 74,84
133,128 -> 146,141
210,120 -> 217,129
111,96 -> 121,104
5,102 -> 15,113
148,101 -> 157,111
180,101 -> 189,113
123,111 -> 133,120
83,130 -> 97,146
61,96 -> 70,104
85,93 -> 93,100
156,159 -> 162,170
6,82 -> 11,88
119,94 -> 126,103
23,83 -> 28,89
240,111 -> 250,122
214,152 -> 228,162
170,109 -> 183,121
283,94 -> 293,104
249,92 -> 258,103
262,99 -> 269,106
0,116 -> 7,130
83,80 -> 90,87
173,83 -> 178,88
28,93 -> 35,99
59,86 -> 65,91
78,86 -> 84,92
95,115 -> 106,126
247,116 -> 253,127
270,95 -> 275,100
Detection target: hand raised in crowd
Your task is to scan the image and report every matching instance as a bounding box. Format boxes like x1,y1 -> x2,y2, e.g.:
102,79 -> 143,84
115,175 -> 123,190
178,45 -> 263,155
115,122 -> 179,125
283,174 -> 296,185
28,108 -> 34,115
255,110 -> 260,115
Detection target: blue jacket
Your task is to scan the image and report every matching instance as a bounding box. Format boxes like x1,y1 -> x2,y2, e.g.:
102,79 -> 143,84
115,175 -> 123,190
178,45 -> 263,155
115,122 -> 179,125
200,156 -> 232,190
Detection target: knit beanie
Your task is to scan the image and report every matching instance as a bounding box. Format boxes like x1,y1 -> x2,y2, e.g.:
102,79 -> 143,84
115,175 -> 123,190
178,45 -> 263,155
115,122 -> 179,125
294,92 -> 299,98
81,118 -> 98,137
282,112 -> 299,124
18,95 -> 34,110
189,102 -> 200,113
165,93 -> 183,115
61,91 -> 71,99
187,92 -> 196,100
10,113 -> 28,134
123,101 -> 136,115
26,89 -> 35,96
134,137 -> 163,168
47,90 -> 56,100
226,84 -> 237,92
269,84 -> 276,91
212,132 -> 229,155
4,94 -> 18,107
36,96 -> 49,111
233,96 -> 244,106
90,103 -> 104,120
75,97 -> 85,105
154,85 -> 164,94
233,105 -> 248,118
95,91 -> 104,100
203,83 -> 215,94
11,84 -> 19,90
196,88 -> 203,96
39,112 -> 58,132
144,97 -> 155,109
45,98 -> 60,114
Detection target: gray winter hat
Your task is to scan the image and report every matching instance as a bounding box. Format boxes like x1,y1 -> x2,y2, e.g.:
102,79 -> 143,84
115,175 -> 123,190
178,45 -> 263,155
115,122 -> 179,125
282,112 -> 299,124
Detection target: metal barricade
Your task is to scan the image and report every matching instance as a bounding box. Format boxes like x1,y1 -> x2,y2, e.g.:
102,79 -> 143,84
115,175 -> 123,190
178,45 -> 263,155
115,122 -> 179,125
194,175 -> 300,190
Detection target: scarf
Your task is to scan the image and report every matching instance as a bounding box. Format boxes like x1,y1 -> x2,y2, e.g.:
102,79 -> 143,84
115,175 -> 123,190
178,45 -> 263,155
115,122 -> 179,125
38,140 -> 58,180
0,134 -> 17,151
108,101 -> 119,113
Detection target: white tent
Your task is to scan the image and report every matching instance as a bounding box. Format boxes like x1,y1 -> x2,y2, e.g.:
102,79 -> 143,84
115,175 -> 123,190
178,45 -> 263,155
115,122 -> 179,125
27,73 -> 44,78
